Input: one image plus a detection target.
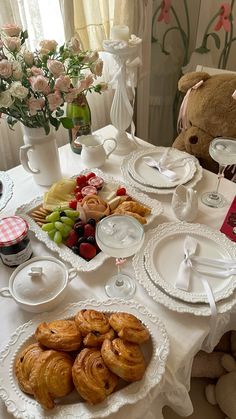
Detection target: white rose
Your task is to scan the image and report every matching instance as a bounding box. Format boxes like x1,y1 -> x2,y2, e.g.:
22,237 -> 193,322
0,59 -> 12,78
0,90 -> 14,108
39,40 -> 58,53
2,24 -> 21,37
10,82 -> 28,99
47,59 -> 64,77
4,36 -> 21,52
12,61 -> 23,80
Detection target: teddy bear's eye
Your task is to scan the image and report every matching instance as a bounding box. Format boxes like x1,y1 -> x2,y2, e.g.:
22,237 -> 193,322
189,121 -> 193,126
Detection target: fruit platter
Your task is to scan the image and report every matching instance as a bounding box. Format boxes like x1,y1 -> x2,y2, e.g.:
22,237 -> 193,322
15,169 -> 163,271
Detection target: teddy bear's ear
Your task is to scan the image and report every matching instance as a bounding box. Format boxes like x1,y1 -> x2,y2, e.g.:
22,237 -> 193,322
178,71 -> 210,93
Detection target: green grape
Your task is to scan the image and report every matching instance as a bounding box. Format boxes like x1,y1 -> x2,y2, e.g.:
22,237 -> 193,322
61,225 -> 72,238
64,210 -> 80,219
54,221 -> 64,231
46,211 -> 60,222
41,222 -> 55,232
54,231 -> 62,244
60,216 -> 74,226
48,229 -> 57,240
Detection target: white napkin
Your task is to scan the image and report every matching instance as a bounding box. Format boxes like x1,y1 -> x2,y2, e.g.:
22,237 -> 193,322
143,149 -> 178,181
175,236 -> 197,291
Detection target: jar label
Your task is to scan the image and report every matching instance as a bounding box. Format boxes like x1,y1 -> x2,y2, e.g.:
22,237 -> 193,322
0,242 -> 32,266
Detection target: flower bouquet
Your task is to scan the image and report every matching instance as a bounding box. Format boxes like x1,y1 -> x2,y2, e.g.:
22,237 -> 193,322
0,23 -> 107,135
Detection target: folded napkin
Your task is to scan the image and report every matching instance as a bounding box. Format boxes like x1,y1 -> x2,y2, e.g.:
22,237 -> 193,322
175,236 -> 197,291
143,149 -> 178,181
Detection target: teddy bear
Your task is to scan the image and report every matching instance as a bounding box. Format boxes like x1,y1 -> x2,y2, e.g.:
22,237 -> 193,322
172,71 -> 236,175
191,331 -> 236,419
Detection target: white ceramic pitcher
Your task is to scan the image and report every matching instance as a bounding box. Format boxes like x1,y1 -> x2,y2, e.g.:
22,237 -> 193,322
77,134 -> 117,168
20,126 -> 62,186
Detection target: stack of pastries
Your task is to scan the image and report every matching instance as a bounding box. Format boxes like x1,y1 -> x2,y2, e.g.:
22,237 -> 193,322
15,310 -> 150,409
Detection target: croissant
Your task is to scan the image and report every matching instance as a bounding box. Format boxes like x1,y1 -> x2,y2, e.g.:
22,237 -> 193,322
101,338 -> 146,382
72,348 -> 118,404
81,195 -> 110,221
35,320 -> 82,351
116,201 -> 151,217
109,312 -> 150,344
29,350 -> 74,409
111,208 -> 147,224
15,343 -> 45,395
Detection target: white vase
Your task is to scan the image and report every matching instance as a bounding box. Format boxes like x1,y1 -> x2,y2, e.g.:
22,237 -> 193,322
20,126 -> 62,186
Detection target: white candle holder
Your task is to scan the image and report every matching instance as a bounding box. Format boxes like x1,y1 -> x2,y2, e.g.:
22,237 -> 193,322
103,37 -> 142,155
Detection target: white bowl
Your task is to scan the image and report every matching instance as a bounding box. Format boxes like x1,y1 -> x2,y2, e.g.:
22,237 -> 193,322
0,256 -> 77,312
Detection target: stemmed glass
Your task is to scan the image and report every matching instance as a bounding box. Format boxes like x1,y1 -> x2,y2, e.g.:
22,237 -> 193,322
201,137 -> 236,208
96,214 -> 144,299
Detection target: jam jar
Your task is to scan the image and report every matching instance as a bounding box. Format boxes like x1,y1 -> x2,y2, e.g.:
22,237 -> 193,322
0,216 -> 33,267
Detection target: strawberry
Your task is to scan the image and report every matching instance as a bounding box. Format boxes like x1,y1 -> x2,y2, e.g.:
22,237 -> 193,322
116,187 -> 126,196
75,191 -> 83,201
69,199 -> 77,209
86,172 -> 96,180
65,230 -> 78,248
79,242 -> 97,260
84,223 -> 95,238
76,175 -> 87,186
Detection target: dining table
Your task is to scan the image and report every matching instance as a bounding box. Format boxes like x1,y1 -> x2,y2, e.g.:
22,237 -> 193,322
0,124 -> 236,419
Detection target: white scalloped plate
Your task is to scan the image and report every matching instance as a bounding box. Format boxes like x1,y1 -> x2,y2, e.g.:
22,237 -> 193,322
133,226 -> 236,316
0,299 -> 169,419
15,169 -> 163,272
0,171 -> 14,211
128,148 -> 196,188
121,152 -> 203,195
144,222 -> 236,304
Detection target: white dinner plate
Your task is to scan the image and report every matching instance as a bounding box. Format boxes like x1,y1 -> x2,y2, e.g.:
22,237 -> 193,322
144,222 -> 236,304
133,228 -> 236,317
0,171 -> 14,211
15,169 -> 163,272
121,153 -> 203,195
128,148 -> 196,188
0,299 -> 169,419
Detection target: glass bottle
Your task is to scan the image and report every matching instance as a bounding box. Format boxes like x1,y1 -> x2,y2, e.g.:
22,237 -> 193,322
66,93 -> 92,154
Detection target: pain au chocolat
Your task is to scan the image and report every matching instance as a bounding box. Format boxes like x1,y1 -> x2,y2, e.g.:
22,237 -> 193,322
72,348 -> 119,404
101,338 -> 146,382
109,312 -> 150,344
35,319 -> 82,351
75,309 -> 115,347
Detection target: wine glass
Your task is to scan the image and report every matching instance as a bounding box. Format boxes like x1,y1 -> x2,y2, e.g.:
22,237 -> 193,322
95,214 -> 144,299
201,137 -> 236,208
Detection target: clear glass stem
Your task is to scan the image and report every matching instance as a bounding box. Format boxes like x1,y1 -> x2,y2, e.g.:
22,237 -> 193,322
210,164 -> 226,200
116,262 -> 124,287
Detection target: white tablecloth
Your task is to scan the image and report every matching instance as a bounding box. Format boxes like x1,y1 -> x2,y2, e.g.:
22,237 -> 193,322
1,125 -> 236,419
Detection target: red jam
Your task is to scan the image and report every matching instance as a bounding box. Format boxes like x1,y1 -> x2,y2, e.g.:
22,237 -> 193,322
0,216 -> 33,267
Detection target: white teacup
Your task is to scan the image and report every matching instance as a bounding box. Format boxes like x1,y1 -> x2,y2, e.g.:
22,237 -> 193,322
76,134 -> 117,168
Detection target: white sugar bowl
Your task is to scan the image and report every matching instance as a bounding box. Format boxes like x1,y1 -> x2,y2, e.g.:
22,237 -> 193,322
0,256 -> 77,313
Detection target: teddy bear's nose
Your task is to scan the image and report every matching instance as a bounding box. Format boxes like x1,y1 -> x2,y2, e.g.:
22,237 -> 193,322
189,135 -> 198,144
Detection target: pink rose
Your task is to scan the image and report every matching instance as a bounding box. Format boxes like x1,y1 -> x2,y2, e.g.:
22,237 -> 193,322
91,59 -> 103,77
47,59 -> 64,77
30,66 -> 44,76
0,59 -> 12,78
54,75 -> 71,92
2,23 -> 21,37
4,36 -> 21,52
47,92 -> 63,111
83,51 -> 99,64
23,51 -> 34,66
28,97 -> 45,115
67,37 -> 81,53
78,74 -> 94,92
64,88 -> 79,103
30,75 -> 49,93
39,39 -> 57,53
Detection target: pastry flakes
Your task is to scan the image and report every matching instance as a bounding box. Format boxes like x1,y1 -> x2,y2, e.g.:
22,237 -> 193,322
15,343 -> 45,395
109,312 -> 150,344
35,319 -> 82,351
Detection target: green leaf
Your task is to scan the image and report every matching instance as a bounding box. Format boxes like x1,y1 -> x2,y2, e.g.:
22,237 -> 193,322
60,117 -> 74,129
195,46 -> 210,54
207,33 -> 221,49
44,124 -> 50,135
49,115 -> 60,130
